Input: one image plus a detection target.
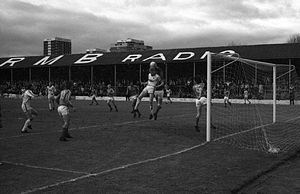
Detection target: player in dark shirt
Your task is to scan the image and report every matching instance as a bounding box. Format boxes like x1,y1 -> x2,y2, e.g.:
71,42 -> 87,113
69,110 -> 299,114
127,82 -> 141,117
289,85 -> 295,105
153,65 -> 165,120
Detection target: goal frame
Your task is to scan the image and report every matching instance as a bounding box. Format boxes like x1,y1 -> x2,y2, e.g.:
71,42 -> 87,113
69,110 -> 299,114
201,51 -> 277,142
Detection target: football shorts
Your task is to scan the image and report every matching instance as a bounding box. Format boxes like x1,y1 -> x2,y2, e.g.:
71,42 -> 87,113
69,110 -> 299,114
129,95 -> 138,101
21,104 -> 33,113
154,90 -> 164,98
57,105 -> 69,117
48,95 -> 55,100
142,86 -> 155,94
107,97 -> 114,103
196,97 -> 207,107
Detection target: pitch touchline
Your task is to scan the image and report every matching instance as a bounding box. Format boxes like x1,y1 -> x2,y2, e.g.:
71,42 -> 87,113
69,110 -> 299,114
1,161 -> 89,175
0,114 -> 194,140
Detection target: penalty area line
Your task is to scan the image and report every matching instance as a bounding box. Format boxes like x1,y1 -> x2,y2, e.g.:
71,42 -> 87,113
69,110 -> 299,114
18,114 -> 300,193
19,141 -> 208,194
1,160 -> 89,175
0,114 -> 194,140
213,122 -> 275,142
213,113 -> 300,143
286,115 -> 300,122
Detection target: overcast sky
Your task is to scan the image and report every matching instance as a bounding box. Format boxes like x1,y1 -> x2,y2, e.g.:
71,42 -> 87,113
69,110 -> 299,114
0,0 -> 299,57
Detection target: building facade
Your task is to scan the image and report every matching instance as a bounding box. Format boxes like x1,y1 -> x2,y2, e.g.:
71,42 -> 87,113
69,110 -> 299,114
86,48 -> 108,54
43,37 -> 72,56
110,38 -> 152,52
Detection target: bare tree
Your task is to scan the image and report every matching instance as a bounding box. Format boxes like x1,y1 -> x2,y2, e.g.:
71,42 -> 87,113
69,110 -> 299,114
287,34 -> 300,43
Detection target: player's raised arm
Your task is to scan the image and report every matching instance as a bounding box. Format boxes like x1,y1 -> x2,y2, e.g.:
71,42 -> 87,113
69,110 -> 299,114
27,90 -> 37,98
66,90 -> 73,108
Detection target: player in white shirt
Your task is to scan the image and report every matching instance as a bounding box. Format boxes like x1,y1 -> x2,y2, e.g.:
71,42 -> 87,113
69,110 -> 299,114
193,80 -> 216,132
132,61 -> 161,119
224,88 -> 232,107
47,82 -> 56,111
107,84 -> 118,112
165,85 -> 172,104
21,84 -> 38,133
244,89 -> 251,104
89,87 -> 99,105
56,82 -> 73,141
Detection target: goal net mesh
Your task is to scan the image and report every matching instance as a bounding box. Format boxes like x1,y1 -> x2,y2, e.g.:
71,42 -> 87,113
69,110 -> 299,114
209,52 -> 300,154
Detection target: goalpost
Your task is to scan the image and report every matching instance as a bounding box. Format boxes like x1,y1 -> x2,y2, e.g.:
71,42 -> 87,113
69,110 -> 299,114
201,51 -> 297,154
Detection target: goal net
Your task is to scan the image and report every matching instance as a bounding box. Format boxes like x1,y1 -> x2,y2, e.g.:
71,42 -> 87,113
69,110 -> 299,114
203,51 -> 300,154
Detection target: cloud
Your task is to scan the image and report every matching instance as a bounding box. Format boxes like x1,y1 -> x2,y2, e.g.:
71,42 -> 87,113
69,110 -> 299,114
0,0 -> 300,57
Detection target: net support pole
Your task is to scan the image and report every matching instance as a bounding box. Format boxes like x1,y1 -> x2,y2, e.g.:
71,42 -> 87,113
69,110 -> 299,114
90,66 -> 94,86
165,63 -> 168,83
68,66 -> 71,81
193,62 -> 196,80
206,51 -> 212,142
223,61 -> 225,83
255,64 -> 257,85
289,58 -> 291,86
139,64 -> 142,83
114,64 -> 117,91
29,68 -> 32,82
273,65 -> 276,123
10,69 -> 13,83
48,67 -> 51,82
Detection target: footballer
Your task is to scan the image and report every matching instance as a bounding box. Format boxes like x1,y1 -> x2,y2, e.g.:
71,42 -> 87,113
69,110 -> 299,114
56,81 -> 73,141
132,61 -> 161,119
21,83 -> 38,133
106,84 -> 118,112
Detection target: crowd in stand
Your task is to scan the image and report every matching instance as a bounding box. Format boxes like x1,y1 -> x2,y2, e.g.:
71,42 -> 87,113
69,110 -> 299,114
0,76 -> 297,100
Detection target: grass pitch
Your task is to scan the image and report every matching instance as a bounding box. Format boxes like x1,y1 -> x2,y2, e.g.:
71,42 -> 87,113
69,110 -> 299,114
0,98 -> 300,193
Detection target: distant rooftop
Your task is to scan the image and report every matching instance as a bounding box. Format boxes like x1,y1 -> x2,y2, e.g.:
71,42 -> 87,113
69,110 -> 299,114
44,37 -> 71,42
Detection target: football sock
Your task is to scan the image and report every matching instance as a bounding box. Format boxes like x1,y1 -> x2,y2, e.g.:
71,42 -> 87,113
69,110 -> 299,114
22,119 -> 31,131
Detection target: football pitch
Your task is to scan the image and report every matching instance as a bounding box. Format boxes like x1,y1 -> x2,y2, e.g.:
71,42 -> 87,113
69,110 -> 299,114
1,98 -> 300,193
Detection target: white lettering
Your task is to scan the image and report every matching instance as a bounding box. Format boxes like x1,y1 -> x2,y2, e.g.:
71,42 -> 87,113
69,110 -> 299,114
0,58 -> 25,67
33,55 -> 64,66
173,52 -> 195,61
200,51 -> 210,59
142,53 -> 166,62
74,54 -> 103,64
122,54 -> 142,63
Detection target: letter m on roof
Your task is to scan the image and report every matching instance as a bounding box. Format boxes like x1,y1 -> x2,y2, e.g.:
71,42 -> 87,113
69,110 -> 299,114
33,55 -> 64,66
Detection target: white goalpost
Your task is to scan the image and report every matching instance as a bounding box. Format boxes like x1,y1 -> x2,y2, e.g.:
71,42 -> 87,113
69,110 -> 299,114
202,50 -> 297,154
206,51 -> 212,142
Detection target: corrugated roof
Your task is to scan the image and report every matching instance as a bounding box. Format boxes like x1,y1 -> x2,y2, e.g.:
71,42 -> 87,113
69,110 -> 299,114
0,43 -> 299,69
